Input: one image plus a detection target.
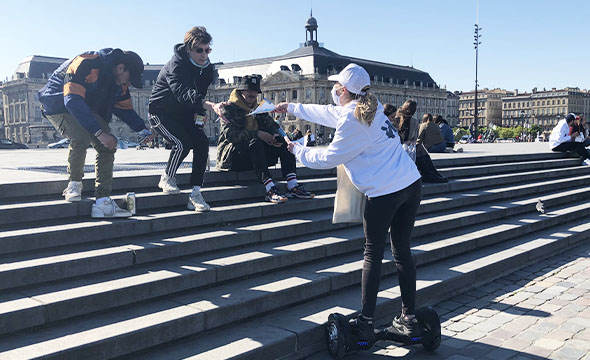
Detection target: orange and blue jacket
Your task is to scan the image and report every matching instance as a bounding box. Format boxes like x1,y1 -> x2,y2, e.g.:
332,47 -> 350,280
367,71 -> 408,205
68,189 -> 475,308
38,48 -> 146,134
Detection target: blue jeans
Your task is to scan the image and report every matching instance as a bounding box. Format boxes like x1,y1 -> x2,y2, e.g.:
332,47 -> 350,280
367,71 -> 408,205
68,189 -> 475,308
427,142 -> 447,153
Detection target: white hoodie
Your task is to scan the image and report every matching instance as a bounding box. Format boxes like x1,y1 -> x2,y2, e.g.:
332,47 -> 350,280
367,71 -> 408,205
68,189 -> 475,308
288,101 -> 420,198
549,119 -> 571,150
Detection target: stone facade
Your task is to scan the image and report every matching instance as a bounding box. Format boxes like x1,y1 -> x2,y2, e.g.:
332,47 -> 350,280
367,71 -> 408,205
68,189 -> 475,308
2,77 -> 48,144
206,14 -> 448,141
0,87 -> 4,138
458,88 -> 514,127
501,88 -> 590,132
2,15 -> 449,146
445,91 -> 459,126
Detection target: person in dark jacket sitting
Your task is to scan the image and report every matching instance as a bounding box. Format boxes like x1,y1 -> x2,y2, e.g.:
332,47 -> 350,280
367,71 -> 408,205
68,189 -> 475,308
216,75 -> 314,203
435,115 -> 455,150
148,26 -> 226,211
418,113 -> 446,153
38,48 -> 152,218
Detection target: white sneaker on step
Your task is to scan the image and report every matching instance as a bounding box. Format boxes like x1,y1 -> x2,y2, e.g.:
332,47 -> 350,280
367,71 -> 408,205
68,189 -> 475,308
158,174 -> 181,194
583,159 -> 590,166
187,192 -> 210,212
91,198 -> 132,218
62,181 -> 82,202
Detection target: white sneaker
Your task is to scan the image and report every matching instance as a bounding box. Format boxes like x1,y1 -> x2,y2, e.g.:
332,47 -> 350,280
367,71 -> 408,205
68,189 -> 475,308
91,198 -> 132,218
584,159 -> 590,166
158,174 -> 181,194
187,192 -> 210,212
62,181 -> 82,202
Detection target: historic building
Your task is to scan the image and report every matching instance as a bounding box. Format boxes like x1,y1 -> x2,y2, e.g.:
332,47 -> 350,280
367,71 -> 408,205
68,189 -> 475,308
445,91 -> 459,126
207,13 -> 448,139
1,55 -> 157,146
458,88 -> 514,128
501,87 -> 590,132
2,14 -> 448,146
0,86 -> 4,138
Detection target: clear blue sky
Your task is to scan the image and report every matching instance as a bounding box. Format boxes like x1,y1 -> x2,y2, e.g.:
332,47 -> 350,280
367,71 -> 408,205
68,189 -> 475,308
2,0 -> 589,92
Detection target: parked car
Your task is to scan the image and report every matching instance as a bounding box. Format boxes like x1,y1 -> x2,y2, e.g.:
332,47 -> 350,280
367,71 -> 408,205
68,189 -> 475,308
47,138 -> 70,149
120,140 -> 139,148
459,135 -> 470,144
0,138 -> 28,149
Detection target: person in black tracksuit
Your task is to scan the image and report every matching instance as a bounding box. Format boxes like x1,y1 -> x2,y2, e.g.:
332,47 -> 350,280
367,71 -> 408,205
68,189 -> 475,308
148,26 -> 225,211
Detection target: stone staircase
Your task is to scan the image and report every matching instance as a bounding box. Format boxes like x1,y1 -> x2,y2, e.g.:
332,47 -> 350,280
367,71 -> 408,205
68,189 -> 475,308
0,152 -> 589,359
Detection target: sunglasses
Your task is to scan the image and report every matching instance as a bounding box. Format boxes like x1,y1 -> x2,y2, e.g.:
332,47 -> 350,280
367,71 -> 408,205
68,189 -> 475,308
193,47 -> 212,54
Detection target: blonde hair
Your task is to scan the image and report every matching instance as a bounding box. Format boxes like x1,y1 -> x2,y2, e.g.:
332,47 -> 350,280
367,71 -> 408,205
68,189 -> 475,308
352,86 -> 378,125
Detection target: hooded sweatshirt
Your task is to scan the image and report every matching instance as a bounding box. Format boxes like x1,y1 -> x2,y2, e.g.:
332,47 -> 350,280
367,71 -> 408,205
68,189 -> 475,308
549,119 -> 572,149
288,102 -> 420,198
148,43 -> 215,122
38,48 -> 146,134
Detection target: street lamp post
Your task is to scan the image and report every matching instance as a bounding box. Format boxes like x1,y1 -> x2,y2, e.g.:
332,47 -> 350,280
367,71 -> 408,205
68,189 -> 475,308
473,24 -> 482,140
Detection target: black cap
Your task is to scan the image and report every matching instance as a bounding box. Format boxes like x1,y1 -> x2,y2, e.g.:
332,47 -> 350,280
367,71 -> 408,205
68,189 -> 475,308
237,74 -> 262,93
122,51 -> 144,88
566,113 -> 576,122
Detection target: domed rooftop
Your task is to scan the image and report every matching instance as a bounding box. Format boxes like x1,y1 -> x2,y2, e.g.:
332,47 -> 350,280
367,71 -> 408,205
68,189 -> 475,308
305,10 -> 318,29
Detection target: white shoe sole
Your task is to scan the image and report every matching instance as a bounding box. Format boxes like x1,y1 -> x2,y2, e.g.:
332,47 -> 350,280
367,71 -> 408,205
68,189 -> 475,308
90,212 -> 132,218
187,202 -> 210,212
64,196 -> 81,202
158,184 -> 181,194
91,207 -> 132,218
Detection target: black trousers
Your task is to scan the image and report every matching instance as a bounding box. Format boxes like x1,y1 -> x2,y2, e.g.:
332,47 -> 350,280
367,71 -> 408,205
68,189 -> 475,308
231,138 -> 297,183
148,113 -> 209,186
361,179 -> 422,318
552,141 -> 590,160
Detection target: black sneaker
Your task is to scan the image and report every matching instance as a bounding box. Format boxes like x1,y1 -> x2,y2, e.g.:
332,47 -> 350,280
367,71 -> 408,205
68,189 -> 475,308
265,186 -> 288,203
389,313 -> 420,338
348,315 -> 374,342
286,184 -> 315,199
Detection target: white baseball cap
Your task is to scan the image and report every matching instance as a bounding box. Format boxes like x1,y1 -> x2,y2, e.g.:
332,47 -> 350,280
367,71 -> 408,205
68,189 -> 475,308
328,63 -> 371,95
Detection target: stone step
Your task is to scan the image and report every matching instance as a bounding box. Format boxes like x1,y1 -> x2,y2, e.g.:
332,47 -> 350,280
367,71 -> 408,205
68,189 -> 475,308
1,192 -> 589,336
2,161 -> 589,256
0,193 -> 336,255
1,160 -> 587,228
128,218 -> 590,360
2,172 -> 588,292
424,164 -> 589,196
432,151 -> 568,168
0,153 -> 574,204
0,176 -> 337,226
1,173 -> 588,313
1,210 -> 587,360
0,166 -> 335,200
437,157 -> 581,178
0,209 -> 345,291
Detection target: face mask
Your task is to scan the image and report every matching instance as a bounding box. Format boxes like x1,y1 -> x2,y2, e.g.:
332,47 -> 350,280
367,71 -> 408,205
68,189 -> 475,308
331,85 -> 341,106
189,56 -> 210,68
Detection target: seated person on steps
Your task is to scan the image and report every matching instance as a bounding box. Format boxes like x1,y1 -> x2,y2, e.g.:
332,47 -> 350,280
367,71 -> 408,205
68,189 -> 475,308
550,113 -> 590,166
216,75 -> 314,203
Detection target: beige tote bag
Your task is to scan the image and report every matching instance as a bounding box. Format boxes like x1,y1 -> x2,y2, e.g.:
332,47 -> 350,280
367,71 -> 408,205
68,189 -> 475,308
332,164 -> 366,224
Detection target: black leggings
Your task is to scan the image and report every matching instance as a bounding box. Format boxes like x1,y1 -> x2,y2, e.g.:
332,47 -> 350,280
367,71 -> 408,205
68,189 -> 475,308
148,113 -> 209,186
361,179 -> 422,318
